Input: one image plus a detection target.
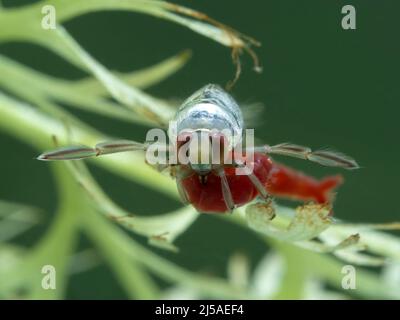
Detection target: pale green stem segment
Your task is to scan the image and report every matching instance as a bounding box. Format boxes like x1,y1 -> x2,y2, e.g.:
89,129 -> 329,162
0,52 -> 189,126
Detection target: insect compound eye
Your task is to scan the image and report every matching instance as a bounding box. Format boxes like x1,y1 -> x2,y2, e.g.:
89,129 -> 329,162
175,131 -> 193,166
176,132 -> 192,149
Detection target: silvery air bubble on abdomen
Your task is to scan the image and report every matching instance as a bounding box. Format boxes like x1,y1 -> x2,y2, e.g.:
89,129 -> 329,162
169,84 -> 244,151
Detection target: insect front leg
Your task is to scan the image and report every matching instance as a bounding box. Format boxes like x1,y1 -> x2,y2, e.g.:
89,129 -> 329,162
214,166 -> 235,213
233,160 -> 270,200
171,165 -> 195,205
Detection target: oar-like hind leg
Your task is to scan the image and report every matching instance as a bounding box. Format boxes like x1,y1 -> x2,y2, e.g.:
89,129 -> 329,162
37,139 -> 147,161
249,143 -> 359,170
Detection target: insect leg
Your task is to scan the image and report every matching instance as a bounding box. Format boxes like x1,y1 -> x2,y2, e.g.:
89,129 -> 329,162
176,179 -> 189,205
250,143 -> 359,170
37,139 -> 147,161
234,161 -> 270,199
94,140 -> 147,155
215,167 -> 235,213
174,165 -> 194,205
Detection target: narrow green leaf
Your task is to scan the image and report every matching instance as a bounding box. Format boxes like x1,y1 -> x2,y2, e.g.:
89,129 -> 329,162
74,50 -> 192,94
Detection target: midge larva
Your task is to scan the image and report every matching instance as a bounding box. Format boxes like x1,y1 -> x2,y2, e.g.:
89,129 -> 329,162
38,84 -> 358,214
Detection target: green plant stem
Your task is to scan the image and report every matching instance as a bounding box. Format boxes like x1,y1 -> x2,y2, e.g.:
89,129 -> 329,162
228,211 -> 400,299
82,208 -> 252,299
0,164 -> 80,298
82,208 -> 160,299
27,164 -> 81,299
0,0 -> 241,48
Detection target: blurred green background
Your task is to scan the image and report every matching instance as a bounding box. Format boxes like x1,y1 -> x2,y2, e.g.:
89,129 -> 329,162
0,0 -> 399,298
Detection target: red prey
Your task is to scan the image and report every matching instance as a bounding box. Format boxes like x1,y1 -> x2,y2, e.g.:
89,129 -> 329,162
181,152 -> 343,213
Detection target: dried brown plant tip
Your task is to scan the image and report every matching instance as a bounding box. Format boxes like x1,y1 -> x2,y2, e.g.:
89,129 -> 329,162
166,2 -> 262,89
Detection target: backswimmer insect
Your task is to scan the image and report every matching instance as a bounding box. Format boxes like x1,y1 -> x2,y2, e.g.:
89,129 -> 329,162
38,84 -> 358,214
